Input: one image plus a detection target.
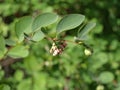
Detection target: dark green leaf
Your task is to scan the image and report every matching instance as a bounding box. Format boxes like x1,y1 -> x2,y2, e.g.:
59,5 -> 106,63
7,45 -> 29,58
32,13 -> 58,31
56,14 -> 85,34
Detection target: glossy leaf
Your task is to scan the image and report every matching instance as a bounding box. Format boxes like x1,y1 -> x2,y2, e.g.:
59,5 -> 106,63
7,45 -> 29,58
32,30 -> 45,41
0,35 -> 6,52
56,14 -> 85,34
98,71 -> 114,84
15,16 -> 33,39
78,22 -> 96,39
32,13 -> 58,31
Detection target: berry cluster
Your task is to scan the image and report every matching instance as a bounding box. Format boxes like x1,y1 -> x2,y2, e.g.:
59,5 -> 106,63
50,40 -> 67,56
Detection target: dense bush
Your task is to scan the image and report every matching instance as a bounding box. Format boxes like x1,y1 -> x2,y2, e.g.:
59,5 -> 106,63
0,0 -> 120,90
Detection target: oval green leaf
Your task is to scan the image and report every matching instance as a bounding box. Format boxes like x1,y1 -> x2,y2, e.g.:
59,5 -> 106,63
7,45 -> 29,58
78,22 -> 96,39
98,71 -> 114,84
15,16 -> 33,39
56,14 -> 85,34
32,30 -> 45,42
32,13 -> 58,31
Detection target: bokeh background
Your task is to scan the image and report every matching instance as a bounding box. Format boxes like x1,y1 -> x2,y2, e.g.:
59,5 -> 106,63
0,0 -> 120,90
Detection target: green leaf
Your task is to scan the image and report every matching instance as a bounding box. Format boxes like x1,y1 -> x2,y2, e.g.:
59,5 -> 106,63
15,16 -> 33,40
32,30 -> 45,42
5,39 -> 16,46
56,14 -> 85,34
78,22 -> 96,39
14,70 -> 24,82
0,70 -> 4,80
17,79 -> 31,90
98,71 -> 114,84
33,73 -> 47,89
7,45 -> 29,58
0,50 -> 7,60
0,35 -> 6,52
24,56 -> 41,72
32,13 -> 58,31
0,84 -> 11,90
74,35 -> 88,42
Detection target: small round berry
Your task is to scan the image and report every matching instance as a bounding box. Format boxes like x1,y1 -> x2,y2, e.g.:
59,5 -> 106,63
96,85 -> 104,90
84,48 -> 92,56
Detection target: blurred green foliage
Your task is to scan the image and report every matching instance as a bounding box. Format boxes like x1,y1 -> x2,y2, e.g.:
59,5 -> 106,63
0,0 -> 120,90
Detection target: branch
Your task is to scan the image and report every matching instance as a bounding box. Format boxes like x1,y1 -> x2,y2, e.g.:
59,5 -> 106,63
0,57 -> 22,67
